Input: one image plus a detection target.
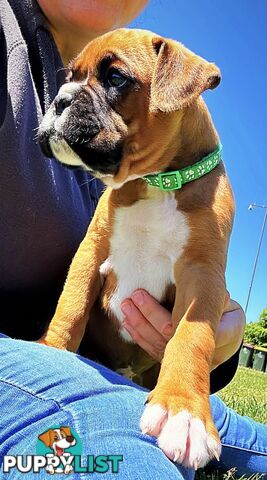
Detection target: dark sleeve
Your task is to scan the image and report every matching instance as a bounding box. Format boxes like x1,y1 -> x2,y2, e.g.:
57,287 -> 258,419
210,343 -> 242,394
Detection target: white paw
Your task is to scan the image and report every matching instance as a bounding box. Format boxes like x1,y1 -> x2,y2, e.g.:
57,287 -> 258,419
46,465 -> 55,475
64,464 -> 73,474
140,405 -> 221,469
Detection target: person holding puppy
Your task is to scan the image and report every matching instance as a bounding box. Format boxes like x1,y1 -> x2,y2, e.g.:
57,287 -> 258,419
0,0 -> 266,478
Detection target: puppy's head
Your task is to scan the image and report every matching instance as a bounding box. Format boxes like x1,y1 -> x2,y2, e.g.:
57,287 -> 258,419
39,28 -> 220,188
38,427 -> 76,452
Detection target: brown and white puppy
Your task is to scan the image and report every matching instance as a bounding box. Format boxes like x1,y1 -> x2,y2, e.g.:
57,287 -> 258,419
38,427 -> 76,455
38,28 -> 235,468
38,427 -> 76,474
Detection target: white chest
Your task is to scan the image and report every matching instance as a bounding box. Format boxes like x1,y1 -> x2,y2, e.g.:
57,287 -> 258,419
100,192 -> 190,341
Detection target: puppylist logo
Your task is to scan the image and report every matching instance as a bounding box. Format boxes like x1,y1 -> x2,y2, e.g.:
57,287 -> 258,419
3,426 -> 123,475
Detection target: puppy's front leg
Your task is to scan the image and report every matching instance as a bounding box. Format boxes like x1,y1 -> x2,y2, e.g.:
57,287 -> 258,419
39,190 -> 111,352
140,262 -> 226,469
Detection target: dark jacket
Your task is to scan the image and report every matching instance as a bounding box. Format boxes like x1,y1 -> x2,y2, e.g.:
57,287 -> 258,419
0,0 -> 103,339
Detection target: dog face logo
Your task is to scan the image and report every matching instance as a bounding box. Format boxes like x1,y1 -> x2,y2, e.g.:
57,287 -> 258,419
38,426 -> 77,474
3,426 -> 123,475
38,427 -> 76,456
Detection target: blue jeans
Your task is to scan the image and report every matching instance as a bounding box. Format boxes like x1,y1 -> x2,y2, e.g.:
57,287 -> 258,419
0,334 -> 266,479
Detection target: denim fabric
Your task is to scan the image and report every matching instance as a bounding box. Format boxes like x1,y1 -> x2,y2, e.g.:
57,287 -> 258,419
210,394 -> 267,475
0,334 -> 266,479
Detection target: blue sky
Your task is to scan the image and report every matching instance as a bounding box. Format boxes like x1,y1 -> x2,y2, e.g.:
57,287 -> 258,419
130,0 -> 267,323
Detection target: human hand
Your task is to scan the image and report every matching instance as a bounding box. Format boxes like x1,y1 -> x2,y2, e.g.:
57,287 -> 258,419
212,297 -> 245,369
121,290 -> 245,367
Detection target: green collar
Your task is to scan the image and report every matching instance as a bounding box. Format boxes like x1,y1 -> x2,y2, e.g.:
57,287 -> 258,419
143,144 -> 222,191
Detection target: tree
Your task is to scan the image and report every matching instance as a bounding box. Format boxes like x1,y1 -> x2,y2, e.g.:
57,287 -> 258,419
244,307 -> 267,347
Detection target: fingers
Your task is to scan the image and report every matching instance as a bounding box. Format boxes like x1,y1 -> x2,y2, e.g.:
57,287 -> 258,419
120,290 -> 174,361
121,289 -> 245,370
122,320 -> 165,362
216,304 -> 245,348
223,296 -> 244,314
121,300 -> 167,361
128,290 -> 173,340
212,304 -> 245,369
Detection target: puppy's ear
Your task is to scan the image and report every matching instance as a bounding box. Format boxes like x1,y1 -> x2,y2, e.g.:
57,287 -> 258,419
61,426 -> 72,437
38,430 -> 52,447
150,38 -> 221,113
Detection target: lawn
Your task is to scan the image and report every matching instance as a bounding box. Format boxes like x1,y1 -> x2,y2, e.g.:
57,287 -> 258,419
219,367 -> 267,424
196,367 -> 267,480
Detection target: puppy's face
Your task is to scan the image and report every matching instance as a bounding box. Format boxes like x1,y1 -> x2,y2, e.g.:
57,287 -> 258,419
38,427 -> 76,452
39,28 -> 220,188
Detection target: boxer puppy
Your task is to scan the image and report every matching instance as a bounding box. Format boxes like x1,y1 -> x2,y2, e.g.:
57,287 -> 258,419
38,28 -> 235,468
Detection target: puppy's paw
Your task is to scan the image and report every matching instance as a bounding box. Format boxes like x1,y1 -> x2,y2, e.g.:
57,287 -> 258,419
45,464 -> 55,475
35,336 -> 67,350
64,465 -> 73,474
35,338 -> 49,346
140,399 -> 221,469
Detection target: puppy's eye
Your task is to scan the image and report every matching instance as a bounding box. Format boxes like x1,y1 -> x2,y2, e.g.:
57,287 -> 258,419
107,69 -> 129,88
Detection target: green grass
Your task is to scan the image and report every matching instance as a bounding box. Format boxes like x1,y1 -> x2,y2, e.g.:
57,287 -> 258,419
219,366 -> 267,424
196,468 -> 264,480
196,367 -> 267,480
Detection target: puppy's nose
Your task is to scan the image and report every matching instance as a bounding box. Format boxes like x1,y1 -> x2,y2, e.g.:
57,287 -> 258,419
54,94 -> 73,116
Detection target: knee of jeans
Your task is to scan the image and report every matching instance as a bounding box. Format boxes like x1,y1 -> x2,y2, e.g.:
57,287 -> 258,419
210,394 -> 229,433
0,337 -> 148,413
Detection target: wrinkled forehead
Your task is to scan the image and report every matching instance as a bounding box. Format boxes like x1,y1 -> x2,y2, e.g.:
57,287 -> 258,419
71,28 -> 158,82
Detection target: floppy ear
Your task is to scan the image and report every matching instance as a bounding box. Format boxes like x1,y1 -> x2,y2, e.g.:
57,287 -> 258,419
61,426 -> 72,437
150,38 -> 221,113
38,430 -> 52,447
